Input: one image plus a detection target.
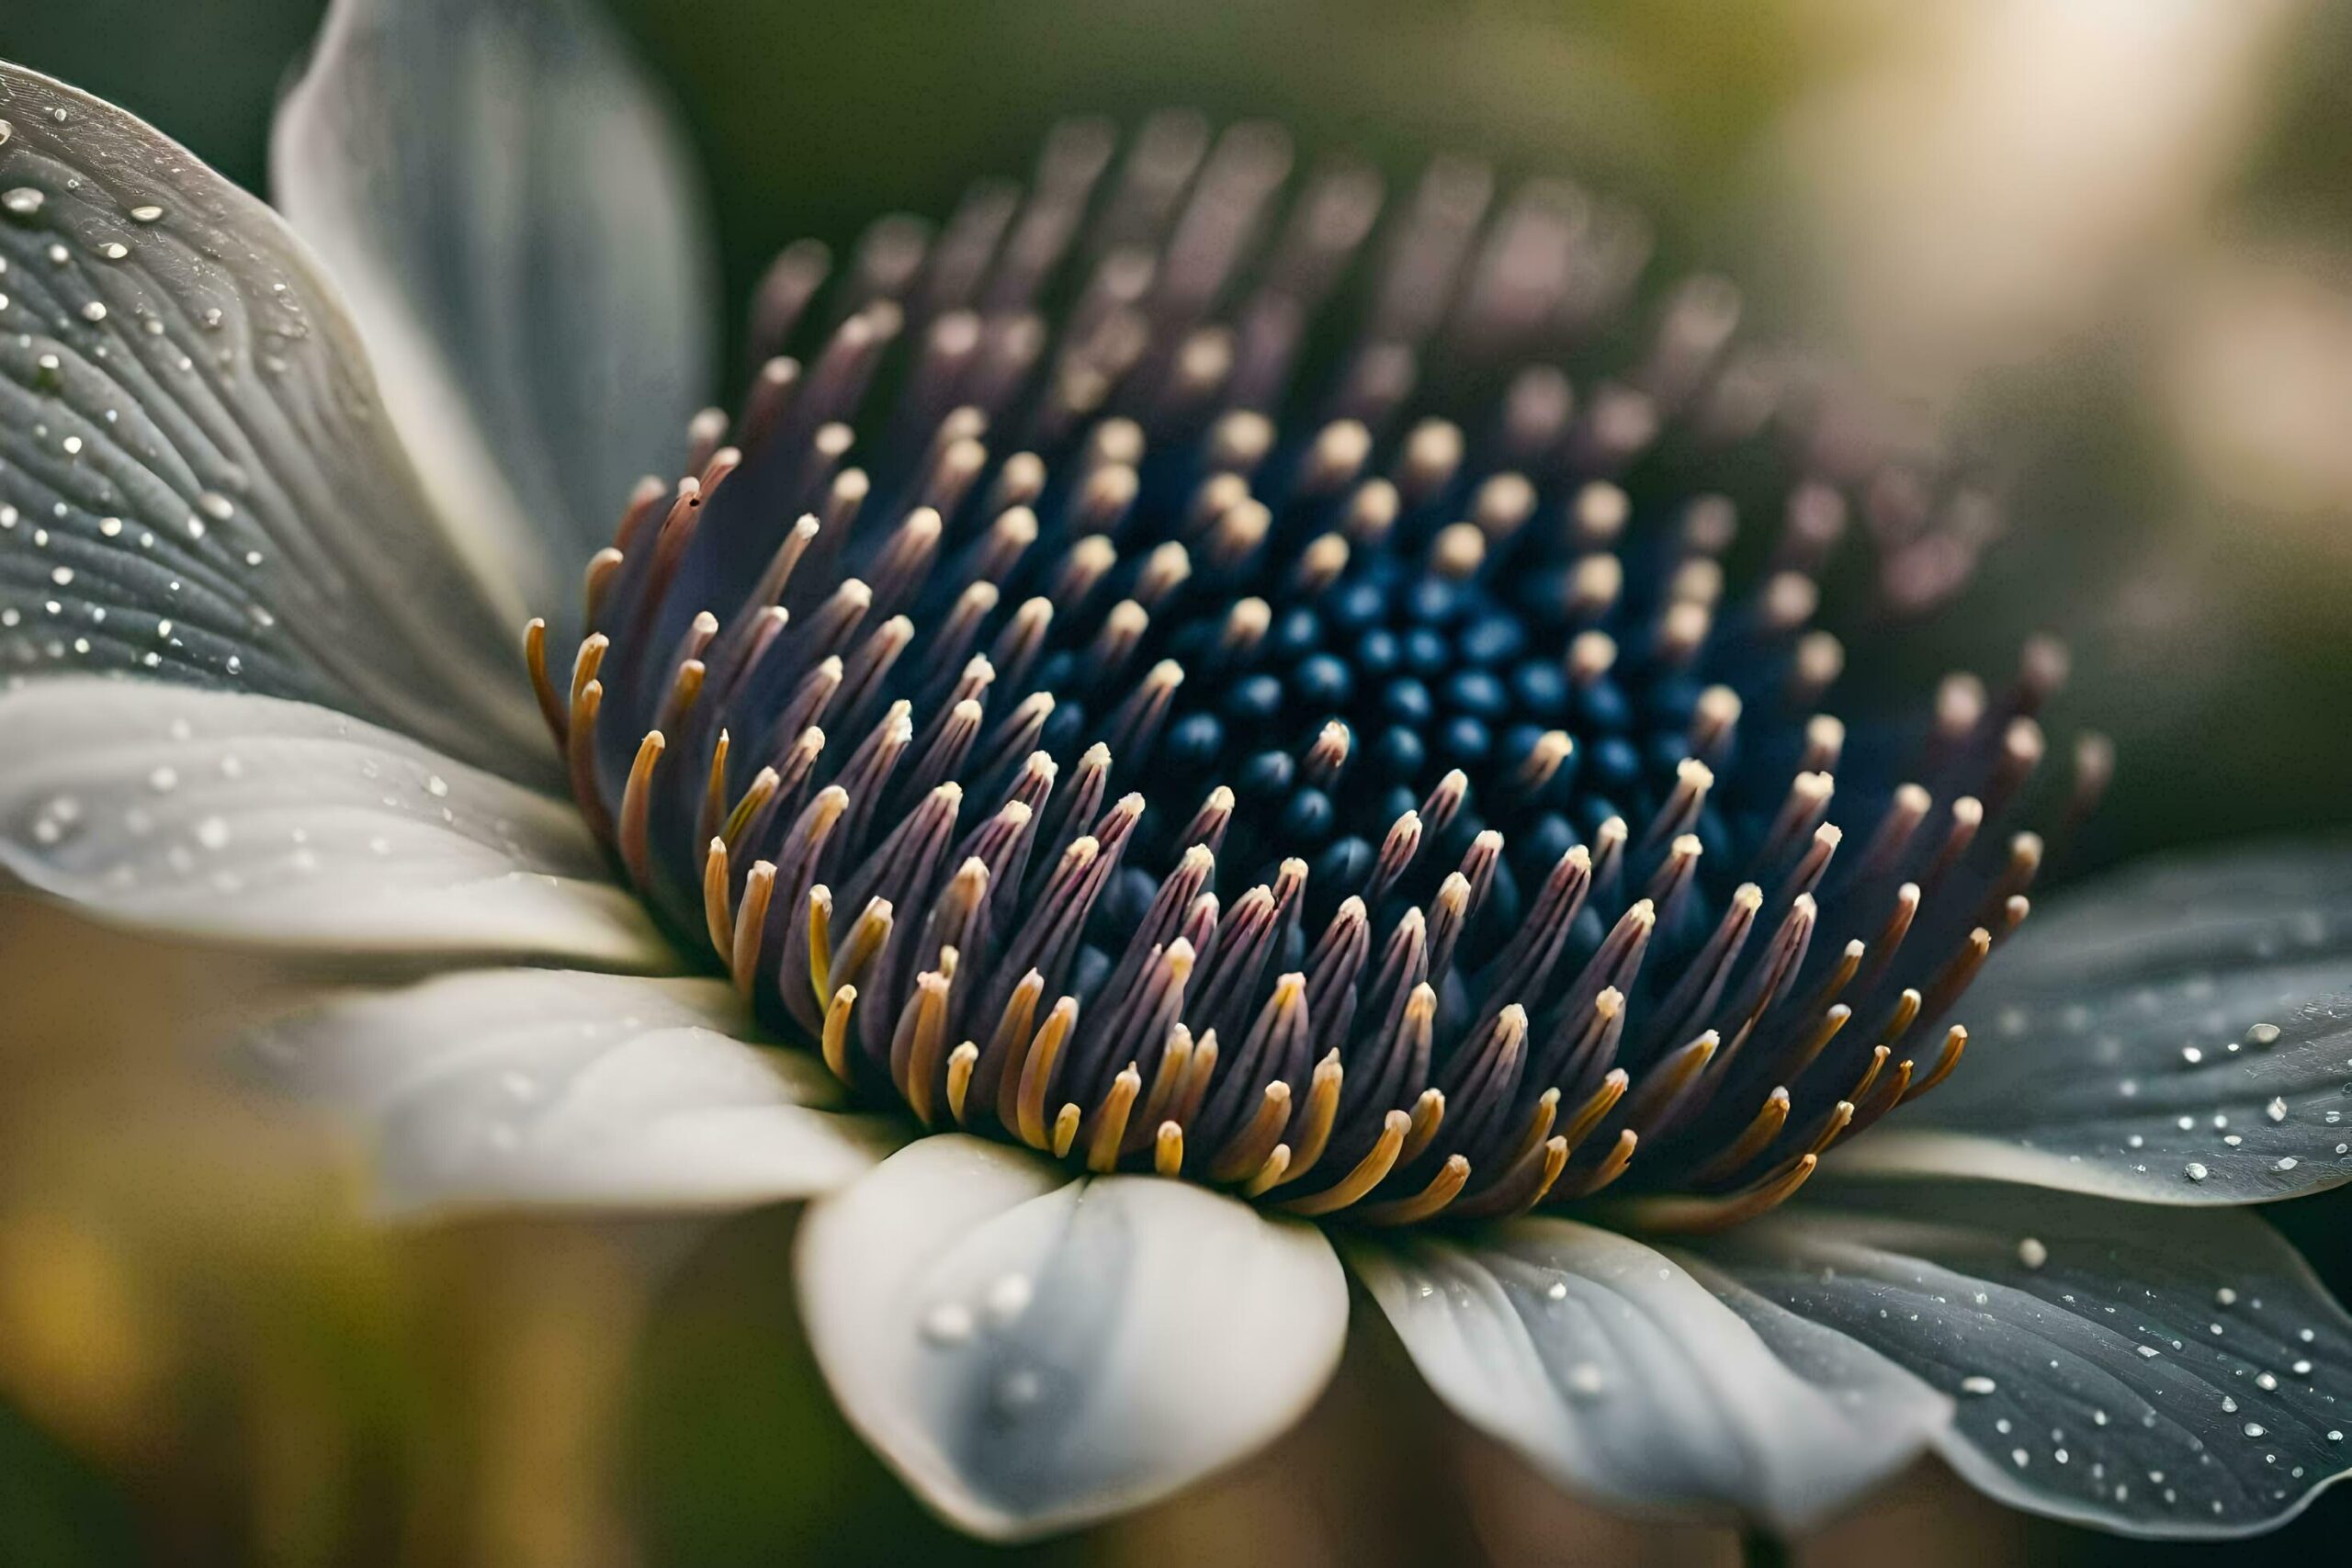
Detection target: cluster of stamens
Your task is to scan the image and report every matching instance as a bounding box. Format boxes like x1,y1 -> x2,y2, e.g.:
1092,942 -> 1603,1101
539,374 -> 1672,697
519,114 -> 2109,1229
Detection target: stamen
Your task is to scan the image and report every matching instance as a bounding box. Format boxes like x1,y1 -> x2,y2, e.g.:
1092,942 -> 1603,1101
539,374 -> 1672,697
566,678 -> 608,840
1154,1121 -> 1186,1178
1624,1153 -> 1819,1234
820,986 -> 858,1084
945,1042 -> 981,1125
523,619 -> 565,742
703,838 -> 734,958
1014,997 -> 1080,1150
1557,1129 -> 1638,1199
1209,1082 -> 1294,1184
729,862 -> 776,996
617,731 -> 665,890
1400,1088 -> 1447,1164
1280,1109 -> 1410,1217
1356,1154 -> 1471,1226
1693,1088 -> 1792,1185
1087,1065 -> 1148,1168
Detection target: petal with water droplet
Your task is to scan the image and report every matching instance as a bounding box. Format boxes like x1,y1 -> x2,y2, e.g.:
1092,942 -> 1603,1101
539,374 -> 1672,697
0,61 -> 542,773
1850,844 -> 2352,1202
259,967 -> 899,1217
1346,1221 -> 1950,1530
796,1134 -> 1349,1541
274,0 -> 716,619
0,678 -> 663,962
1685,1178 -> 2352,1537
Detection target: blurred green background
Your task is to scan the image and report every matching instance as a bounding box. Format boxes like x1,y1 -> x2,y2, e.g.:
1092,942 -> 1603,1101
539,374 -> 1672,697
4,1 -> 2352,1563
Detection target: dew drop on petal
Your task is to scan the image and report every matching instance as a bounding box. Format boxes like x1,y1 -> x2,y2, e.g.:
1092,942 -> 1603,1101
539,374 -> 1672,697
920,1302 -> 974,1346
995,1368 -> 1043,1414
985,1272 -> 1034,1324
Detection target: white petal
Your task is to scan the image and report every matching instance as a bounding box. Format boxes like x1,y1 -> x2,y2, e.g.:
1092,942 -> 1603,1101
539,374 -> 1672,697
795,1135 -> 1349,1540
1348,1221 -> 1950,1530
1688,1178 -> 2352,1538
1861,842 -> 2352,1201
0,61 -> 543,773
260,967 -> 899,1217
0,678 -> 663,963
274,0 -> 717,616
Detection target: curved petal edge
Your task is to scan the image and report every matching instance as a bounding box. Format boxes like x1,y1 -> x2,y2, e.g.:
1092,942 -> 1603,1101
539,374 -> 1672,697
795,1134 -> 1350,1541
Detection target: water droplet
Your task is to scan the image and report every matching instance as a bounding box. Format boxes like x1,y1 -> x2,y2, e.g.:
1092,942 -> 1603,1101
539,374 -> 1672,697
2,188 -> 45,218
920,1303 -> 974,1346
1961,1376 -> 1998,1395
2245,1422 -> 2267,1438
2267,1098 -> 2289,1123
2185,1162 -> 2209,1182
79,300 -> 107,323
2256,1371 -> 2278,1391
129,205 -> 164,224
1566,1361 -> 1606,1400
2216,1287 -> 2237,1306
2275,1156 -> 2300,1172
425,773 -> 450,799
985,1272 -> 1034,1324
2017,1237 -> 2049,1269
148,765 -> 178,793
194,815 -> 229,851
2247,1022 -> 2280,1047
996,1368 -> 1042,1413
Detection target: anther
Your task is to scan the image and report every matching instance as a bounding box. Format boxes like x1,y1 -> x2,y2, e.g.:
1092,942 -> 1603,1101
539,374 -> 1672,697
1557,1129 -> 1637,1199
1085,1066 -> 1144,1171
1154,1121 -> 1186,1178
1901,1026 -> 1969,1102
523,620 -> 565,742
820,986 -> 858,1084
1628,1153 -> 1819,1234
1280,1109 -> 1411,1218
729,863 -> 775,997
944,1042 -> 981,1126
1357,1153 -> 1471,1226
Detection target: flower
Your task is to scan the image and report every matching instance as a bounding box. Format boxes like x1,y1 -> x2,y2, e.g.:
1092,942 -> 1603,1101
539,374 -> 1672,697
5,0 -> 2352,1548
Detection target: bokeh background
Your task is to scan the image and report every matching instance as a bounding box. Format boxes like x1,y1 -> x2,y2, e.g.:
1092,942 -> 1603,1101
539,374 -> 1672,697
4,0 -> 2352,1563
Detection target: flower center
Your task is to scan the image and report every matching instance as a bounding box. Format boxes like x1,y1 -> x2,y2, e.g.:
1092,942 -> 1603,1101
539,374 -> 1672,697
519,117 -> 2107,1230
